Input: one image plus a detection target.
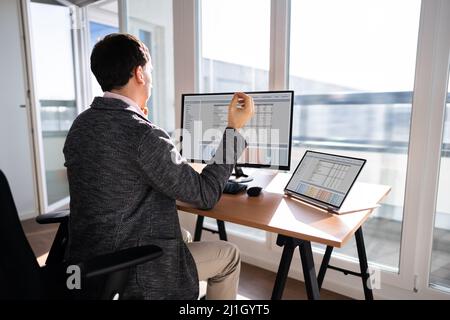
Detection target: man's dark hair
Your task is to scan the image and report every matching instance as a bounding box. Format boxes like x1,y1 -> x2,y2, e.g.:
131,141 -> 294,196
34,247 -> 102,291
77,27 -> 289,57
91,33 -> 150,92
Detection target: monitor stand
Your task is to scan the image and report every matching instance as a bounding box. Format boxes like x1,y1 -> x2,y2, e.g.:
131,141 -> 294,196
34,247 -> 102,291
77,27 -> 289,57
228,165 -> 253,183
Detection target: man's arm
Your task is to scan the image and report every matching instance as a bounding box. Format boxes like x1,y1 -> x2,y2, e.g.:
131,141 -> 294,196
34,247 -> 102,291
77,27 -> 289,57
138,92 -> 254,209
138,127 -> 246,209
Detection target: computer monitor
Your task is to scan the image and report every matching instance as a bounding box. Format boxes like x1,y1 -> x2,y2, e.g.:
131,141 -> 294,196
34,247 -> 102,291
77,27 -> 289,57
181,91 -> 294,182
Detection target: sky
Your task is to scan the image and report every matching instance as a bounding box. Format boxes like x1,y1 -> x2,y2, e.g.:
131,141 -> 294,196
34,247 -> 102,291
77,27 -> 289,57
30,0 -> 423,99
201,0 -> 422,92
30,2 -> 76,100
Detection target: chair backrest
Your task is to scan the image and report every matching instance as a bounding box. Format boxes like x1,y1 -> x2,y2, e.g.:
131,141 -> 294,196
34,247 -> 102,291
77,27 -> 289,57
0,170 -> 43,299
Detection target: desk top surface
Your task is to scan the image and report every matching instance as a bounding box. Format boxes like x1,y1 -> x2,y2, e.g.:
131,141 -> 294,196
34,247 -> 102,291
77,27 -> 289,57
177,167 -> 391,248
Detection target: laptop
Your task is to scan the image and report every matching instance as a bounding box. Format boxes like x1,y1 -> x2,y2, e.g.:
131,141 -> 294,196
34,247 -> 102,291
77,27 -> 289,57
284,151 -> 367,214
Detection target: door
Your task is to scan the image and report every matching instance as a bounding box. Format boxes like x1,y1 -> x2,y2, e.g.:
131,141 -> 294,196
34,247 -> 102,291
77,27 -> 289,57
0,0 -> 38,219
24,0 -> 81,212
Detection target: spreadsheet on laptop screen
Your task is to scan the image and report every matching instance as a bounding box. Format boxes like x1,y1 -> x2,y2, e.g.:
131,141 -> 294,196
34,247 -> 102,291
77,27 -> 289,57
286,151 -> 366,208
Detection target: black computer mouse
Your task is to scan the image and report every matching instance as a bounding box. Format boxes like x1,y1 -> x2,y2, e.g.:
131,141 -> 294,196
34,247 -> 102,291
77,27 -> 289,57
247,186 -> 263,197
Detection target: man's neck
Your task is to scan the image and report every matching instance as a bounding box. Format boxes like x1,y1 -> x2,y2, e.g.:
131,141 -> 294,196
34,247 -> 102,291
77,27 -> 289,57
110,89 -> 143,110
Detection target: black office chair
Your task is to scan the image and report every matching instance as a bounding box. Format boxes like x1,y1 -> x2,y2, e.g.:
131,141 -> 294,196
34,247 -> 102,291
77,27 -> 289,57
0,170 -> 163,299
35,209 -> 70,266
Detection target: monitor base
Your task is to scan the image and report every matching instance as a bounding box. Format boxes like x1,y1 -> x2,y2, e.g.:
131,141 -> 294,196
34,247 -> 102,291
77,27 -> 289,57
229,166 -> 254,183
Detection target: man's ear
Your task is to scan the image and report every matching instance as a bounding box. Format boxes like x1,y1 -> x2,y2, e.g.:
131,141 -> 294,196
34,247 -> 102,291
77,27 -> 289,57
134,66 -> 145,85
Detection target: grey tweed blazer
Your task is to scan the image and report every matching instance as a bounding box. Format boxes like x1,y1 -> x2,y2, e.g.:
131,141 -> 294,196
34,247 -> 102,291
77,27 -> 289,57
63,97 -> 246,299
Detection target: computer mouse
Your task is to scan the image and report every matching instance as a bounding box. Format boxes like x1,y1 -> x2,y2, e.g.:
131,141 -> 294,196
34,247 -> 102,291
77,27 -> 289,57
247,186 -> 263,197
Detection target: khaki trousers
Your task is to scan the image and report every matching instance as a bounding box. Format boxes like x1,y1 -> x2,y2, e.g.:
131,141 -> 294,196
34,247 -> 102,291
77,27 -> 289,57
187,240 -> 241,300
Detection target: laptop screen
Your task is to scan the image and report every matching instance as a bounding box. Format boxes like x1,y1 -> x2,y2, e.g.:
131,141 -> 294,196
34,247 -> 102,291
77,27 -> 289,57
285,151 -> 366,209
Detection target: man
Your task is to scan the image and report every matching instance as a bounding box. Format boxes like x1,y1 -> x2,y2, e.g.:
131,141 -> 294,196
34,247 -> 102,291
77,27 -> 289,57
63,33 -> 254,299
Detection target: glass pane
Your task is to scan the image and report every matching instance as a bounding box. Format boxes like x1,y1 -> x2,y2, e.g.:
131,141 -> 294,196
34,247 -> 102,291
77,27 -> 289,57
30,1 -> 78,205
199,0 -> 271,92
430,74 -> 450,291
198,0 -> 271,240
289,0 -> 421,270
86,0 -> 119,99
126,0 -> 176,132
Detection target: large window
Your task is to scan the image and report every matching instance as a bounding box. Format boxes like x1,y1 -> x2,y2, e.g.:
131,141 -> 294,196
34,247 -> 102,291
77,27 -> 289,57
86,0 -> 119,99
86,0 -> 175,132
431,75 -> 450,291
126,0 -> 176,132
199,0 -> 271,93
289,0 -> 421,270
198,0 -> 271,240
29,1 -> 79,207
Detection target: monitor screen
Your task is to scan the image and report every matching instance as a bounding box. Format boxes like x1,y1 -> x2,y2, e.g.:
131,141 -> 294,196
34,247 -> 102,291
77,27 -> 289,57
181,91 -> 294,170
285,151 -> 366,209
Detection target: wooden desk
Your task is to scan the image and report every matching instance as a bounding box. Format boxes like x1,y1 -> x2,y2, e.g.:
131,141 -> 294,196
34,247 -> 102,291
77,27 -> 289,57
177,170 -> 391,300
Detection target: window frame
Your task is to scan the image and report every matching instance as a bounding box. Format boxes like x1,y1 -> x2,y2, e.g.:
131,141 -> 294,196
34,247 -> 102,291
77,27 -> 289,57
407,0 -> 450,298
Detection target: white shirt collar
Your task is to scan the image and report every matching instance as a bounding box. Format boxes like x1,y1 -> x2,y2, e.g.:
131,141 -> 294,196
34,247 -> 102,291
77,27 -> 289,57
103,91 -> 147,119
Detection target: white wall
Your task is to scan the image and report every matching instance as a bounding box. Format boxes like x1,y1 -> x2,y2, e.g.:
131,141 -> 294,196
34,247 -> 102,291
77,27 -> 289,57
0,0 -> 37,220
